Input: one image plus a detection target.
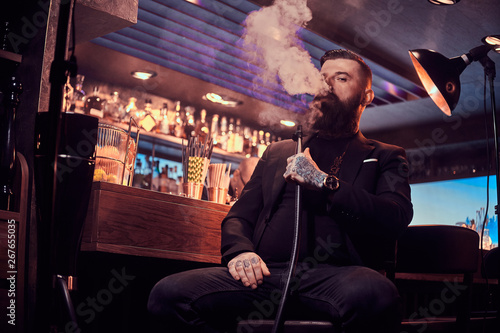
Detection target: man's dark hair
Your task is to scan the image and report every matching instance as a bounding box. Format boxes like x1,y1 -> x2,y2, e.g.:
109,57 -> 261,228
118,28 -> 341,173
320,49 -> 372,88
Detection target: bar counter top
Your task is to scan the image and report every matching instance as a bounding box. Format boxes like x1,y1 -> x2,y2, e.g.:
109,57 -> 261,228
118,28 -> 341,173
82,182 -> 230,264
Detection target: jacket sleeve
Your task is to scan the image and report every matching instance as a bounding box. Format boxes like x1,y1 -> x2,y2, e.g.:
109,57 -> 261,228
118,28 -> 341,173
220,149 -> 267,264
328,145 -> 413,240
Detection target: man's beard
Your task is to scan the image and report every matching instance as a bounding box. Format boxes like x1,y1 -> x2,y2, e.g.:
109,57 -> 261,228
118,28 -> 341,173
306,91 -> 363,138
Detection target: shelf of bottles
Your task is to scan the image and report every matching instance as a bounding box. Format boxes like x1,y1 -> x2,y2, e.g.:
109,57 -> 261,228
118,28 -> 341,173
65,76 -> 280,193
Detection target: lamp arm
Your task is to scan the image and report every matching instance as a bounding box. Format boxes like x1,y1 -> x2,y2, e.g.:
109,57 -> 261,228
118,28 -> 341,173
479,55 -> 496,81
466,44 -> 493,63
486,72 -> 499,246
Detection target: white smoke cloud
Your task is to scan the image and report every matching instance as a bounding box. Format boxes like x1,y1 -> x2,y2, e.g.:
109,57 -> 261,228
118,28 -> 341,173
241,0 -> 326,96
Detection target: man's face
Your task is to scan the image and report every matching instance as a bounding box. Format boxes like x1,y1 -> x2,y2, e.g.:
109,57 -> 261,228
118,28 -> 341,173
320,58 -> 368,103
307,58 -> 369,137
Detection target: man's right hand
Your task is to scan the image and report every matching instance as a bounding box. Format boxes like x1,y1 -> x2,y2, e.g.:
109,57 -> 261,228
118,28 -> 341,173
227,252 -> 271,289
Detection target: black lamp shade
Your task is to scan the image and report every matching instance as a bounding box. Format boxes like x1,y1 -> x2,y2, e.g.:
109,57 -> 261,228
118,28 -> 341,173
409,49 -> 468,116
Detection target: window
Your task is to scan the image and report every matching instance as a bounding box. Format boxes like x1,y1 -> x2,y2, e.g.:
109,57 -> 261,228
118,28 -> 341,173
410,176 -> 498,249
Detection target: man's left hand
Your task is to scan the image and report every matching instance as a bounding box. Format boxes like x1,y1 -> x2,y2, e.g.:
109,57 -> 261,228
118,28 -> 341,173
284,148 -> 327,191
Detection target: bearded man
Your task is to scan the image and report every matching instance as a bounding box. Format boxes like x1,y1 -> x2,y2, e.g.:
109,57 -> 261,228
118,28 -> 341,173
148,49 -> 413,333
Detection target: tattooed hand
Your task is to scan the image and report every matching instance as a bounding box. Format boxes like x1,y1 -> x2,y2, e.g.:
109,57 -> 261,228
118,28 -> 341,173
284,148 -> 327,191
227,252 -> 270,289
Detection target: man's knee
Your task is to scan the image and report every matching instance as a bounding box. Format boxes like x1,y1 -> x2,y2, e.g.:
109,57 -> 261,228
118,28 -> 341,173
343,269 -> 399,312
147,277 -> 174,316
340,270 -> 400,333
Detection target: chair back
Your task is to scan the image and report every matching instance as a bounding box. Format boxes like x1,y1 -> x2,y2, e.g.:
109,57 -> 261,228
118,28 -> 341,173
396,225 -> 479,274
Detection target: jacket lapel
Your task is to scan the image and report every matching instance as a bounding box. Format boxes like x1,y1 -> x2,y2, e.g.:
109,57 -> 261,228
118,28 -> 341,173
339,132 -> 374,184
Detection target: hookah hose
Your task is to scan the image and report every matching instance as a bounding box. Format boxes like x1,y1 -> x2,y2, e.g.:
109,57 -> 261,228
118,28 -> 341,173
271,125 -> 303,333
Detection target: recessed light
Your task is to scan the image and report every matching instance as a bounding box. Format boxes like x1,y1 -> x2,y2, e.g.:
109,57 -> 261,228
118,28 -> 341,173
131,70 -> 157,80
428,0 -> 460,5
203,93 -> 242,107
280,120 -> 296,127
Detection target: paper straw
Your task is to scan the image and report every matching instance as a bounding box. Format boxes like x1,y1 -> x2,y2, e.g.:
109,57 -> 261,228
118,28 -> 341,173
182,137 -> 214,184
207,163 -> 232,189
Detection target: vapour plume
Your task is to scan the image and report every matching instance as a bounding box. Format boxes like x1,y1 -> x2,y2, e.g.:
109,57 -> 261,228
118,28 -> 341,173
241,0 -> 326,96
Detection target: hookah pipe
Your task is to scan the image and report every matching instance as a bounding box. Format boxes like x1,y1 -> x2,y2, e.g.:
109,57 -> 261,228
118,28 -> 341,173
272,125 -> 303,333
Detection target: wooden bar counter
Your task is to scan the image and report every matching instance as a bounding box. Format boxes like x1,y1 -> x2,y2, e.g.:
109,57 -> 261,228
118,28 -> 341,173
81,182 -> 230,264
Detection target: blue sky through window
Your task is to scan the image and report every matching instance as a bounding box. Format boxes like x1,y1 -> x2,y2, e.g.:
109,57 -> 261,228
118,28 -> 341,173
411,176 -> 498,248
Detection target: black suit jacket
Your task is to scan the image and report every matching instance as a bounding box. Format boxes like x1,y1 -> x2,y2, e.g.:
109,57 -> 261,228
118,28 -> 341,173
221,131 -> 413,269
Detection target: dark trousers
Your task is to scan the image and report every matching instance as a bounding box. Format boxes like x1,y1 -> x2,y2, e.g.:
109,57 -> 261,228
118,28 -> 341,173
147,263 -> 400,333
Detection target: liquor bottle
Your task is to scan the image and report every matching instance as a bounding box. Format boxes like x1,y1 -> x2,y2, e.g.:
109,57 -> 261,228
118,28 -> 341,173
151,104 -> 162,134
251,130 -> 259,157
132,160 -> 144,188
184,113 -> 195,139
1,77 -> 22,211
84,86 -> 104,118
124,97 -> 137,123
140,99 -> 156,132
167,167 -> 178,194
174,112 -> 185,138
233,118 -> 244,154
243,126 -> 252,157
226,118 -> 235,153
166,104 -> 177,136
194,109 -> 209,143
141,157 -> 152,189
133,99 -> 147,123
159,103 -> 170,135
173,101 -> 185,138
159,166 -> 168,193
218,116 -> 228,151
151,159 -> 161,191
104,91 -> 123,121
144,99 -> 152,114
70,74 -> 86,113
210,114 -> 219,146
174,166 -> 181,194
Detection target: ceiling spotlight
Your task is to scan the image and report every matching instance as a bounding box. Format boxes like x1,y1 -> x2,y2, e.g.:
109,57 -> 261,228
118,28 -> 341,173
204,93 -> 242,107
482,34 -> 500,54
428,0 -> 461,5
131,70 -> 157,80
280,120 -> 296,127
